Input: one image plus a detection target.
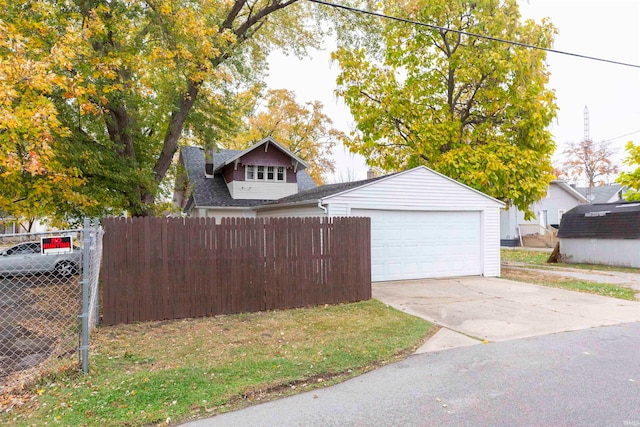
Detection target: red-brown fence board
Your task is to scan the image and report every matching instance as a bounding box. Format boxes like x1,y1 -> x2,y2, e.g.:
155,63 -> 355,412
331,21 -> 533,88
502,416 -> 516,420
101,216 -> 371,325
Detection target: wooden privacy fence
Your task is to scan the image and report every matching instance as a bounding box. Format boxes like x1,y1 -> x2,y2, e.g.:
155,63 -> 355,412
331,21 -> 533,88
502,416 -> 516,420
101,216 -> 371,325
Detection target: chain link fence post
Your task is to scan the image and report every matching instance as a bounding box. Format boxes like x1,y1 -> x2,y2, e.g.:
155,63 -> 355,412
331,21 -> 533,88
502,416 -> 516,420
80,219 -> 91,374
91,218 -> 103,329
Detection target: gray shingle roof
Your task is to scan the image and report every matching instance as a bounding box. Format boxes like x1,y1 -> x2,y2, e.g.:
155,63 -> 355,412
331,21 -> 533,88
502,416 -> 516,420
575,184 -> 623,204
558,201 -> 640,239
261,174 -> 391,206
181,146 -> 317,209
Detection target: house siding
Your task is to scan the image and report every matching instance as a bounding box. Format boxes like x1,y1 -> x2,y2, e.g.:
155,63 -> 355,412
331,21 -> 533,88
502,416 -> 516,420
560,238 -> 640,268
256,205 -> 326,218
500,206 -> 519,241
227,181 -> 298,200
482,208 -> 501,276
326,204 -> 349,216
239,145 -> 296,168
222,165 -> 245,182
529,184 -> 583,227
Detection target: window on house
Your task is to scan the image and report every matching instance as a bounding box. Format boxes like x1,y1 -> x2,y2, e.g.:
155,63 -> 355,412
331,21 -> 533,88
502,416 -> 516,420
246,165 -> 255,180
245,165 -> 286,182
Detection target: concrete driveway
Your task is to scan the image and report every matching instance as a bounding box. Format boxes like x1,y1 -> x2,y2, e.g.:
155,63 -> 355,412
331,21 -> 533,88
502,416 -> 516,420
373,276 -> 640,353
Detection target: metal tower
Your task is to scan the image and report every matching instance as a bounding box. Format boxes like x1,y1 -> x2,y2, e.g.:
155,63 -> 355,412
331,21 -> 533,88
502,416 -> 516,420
584,105 -> 592,202
584,105 -> 590,140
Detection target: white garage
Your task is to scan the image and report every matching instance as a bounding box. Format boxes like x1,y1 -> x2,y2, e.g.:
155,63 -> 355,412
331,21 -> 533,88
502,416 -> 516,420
255,166 -> 504,281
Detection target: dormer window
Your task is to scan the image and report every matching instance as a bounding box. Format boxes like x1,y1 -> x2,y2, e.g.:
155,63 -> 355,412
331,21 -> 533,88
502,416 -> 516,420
246,165 -> 286,182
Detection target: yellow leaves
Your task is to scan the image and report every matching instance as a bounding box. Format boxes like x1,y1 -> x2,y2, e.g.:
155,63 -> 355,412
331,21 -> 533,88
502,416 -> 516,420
159,3 -> 173,15
617,142 -> 640,201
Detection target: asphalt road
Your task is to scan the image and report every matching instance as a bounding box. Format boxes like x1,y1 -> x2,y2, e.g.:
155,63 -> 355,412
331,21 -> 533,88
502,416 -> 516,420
182,322 -> 640,427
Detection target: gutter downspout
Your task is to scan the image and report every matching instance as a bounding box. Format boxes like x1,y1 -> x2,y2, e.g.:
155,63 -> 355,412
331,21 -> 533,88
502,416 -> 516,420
317,199 -> 328,215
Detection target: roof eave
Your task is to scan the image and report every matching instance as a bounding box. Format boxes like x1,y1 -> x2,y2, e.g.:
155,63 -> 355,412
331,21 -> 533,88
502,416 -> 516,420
553,181 -> 589,202
253,200 -> 318,211
191,205 -> 258,210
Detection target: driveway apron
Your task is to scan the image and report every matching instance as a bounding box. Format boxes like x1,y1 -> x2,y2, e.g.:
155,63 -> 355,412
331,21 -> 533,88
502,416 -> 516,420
372,276 -> 640,352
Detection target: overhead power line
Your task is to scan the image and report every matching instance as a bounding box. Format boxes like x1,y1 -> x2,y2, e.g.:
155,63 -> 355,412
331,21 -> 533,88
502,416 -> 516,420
602,129 -> 640,143
307,0 -> 640,69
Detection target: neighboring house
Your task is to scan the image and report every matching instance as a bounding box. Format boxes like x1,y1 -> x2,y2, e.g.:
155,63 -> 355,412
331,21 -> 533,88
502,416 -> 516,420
500,180 -> 588,246
575,183 -> 624,204
174,137 -> 317,221
0,214 -> 17,235
175,141 -> 504,281
558,201 -> 640,268
0,216 -> 54,235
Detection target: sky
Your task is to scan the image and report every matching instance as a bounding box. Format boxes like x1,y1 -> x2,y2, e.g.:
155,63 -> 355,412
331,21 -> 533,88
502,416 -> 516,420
265,0 -> 640,183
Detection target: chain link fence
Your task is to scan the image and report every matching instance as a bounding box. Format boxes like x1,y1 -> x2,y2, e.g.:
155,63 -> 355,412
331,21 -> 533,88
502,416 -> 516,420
0,220 -> 103,395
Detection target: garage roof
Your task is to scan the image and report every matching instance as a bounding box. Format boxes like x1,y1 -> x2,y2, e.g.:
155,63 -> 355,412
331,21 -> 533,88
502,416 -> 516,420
558,201 -> 640,239
262,174 -> 391,206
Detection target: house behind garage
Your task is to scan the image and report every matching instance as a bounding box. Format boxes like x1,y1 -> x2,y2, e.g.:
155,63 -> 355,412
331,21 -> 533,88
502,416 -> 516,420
558,201 -> 640,268
175,138 -> 504,282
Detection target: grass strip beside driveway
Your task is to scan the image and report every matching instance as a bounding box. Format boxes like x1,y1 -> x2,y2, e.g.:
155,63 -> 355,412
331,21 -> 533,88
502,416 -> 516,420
501,249 -> 640,273
502,267 -> 637,301
3,299 -> 433,427
501,249 -> 550,265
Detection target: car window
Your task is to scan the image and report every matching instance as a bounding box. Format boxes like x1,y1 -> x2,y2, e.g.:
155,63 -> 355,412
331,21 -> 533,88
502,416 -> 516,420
6,242 -> 41,255
28,243 -> 42,254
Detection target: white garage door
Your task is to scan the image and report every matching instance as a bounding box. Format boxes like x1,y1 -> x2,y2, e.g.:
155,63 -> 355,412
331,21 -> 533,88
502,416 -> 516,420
351,209 -> 483,281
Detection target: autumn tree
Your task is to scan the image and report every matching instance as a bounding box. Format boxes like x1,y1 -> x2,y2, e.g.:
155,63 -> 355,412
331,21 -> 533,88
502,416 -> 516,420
223,88 -> 342,183
559,138 -> 619,187
331,0 -> 558,215
1,0 -> 323,219
617,141 -> 640,201
0,3 -> 89,227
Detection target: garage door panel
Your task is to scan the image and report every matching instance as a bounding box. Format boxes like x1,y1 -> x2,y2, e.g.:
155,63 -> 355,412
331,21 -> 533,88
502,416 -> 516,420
352,209 -> 482,281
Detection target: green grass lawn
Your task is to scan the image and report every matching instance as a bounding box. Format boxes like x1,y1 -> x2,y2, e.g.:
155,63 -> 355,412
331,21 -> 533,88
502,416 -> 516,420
502,267 -> 637,301
2,300 -> 433,427
501,249 -> 640,273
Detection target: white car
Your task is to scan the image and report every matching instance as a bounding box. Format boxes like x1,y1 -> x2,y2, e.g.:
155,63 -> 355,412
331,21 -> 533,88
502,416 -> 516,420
0,241 -> 81,277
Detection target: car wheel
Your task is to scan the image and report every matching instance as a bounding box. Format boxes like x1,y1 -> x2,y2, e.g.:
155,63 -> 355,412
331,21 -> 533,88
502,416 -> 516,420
54,261 -> 77,277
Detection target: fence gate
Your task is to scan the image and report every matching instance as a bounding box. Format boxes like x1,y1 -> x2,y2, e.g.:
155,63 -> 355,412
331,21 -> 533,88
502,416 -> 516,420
0,220 -> 103,396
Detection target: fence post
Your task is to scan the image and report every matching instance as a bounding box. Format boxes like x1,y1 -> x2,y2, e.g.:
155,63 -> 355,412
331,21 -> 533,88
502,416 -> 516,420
93,218 -> 100,328
80,218 -> 91,373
